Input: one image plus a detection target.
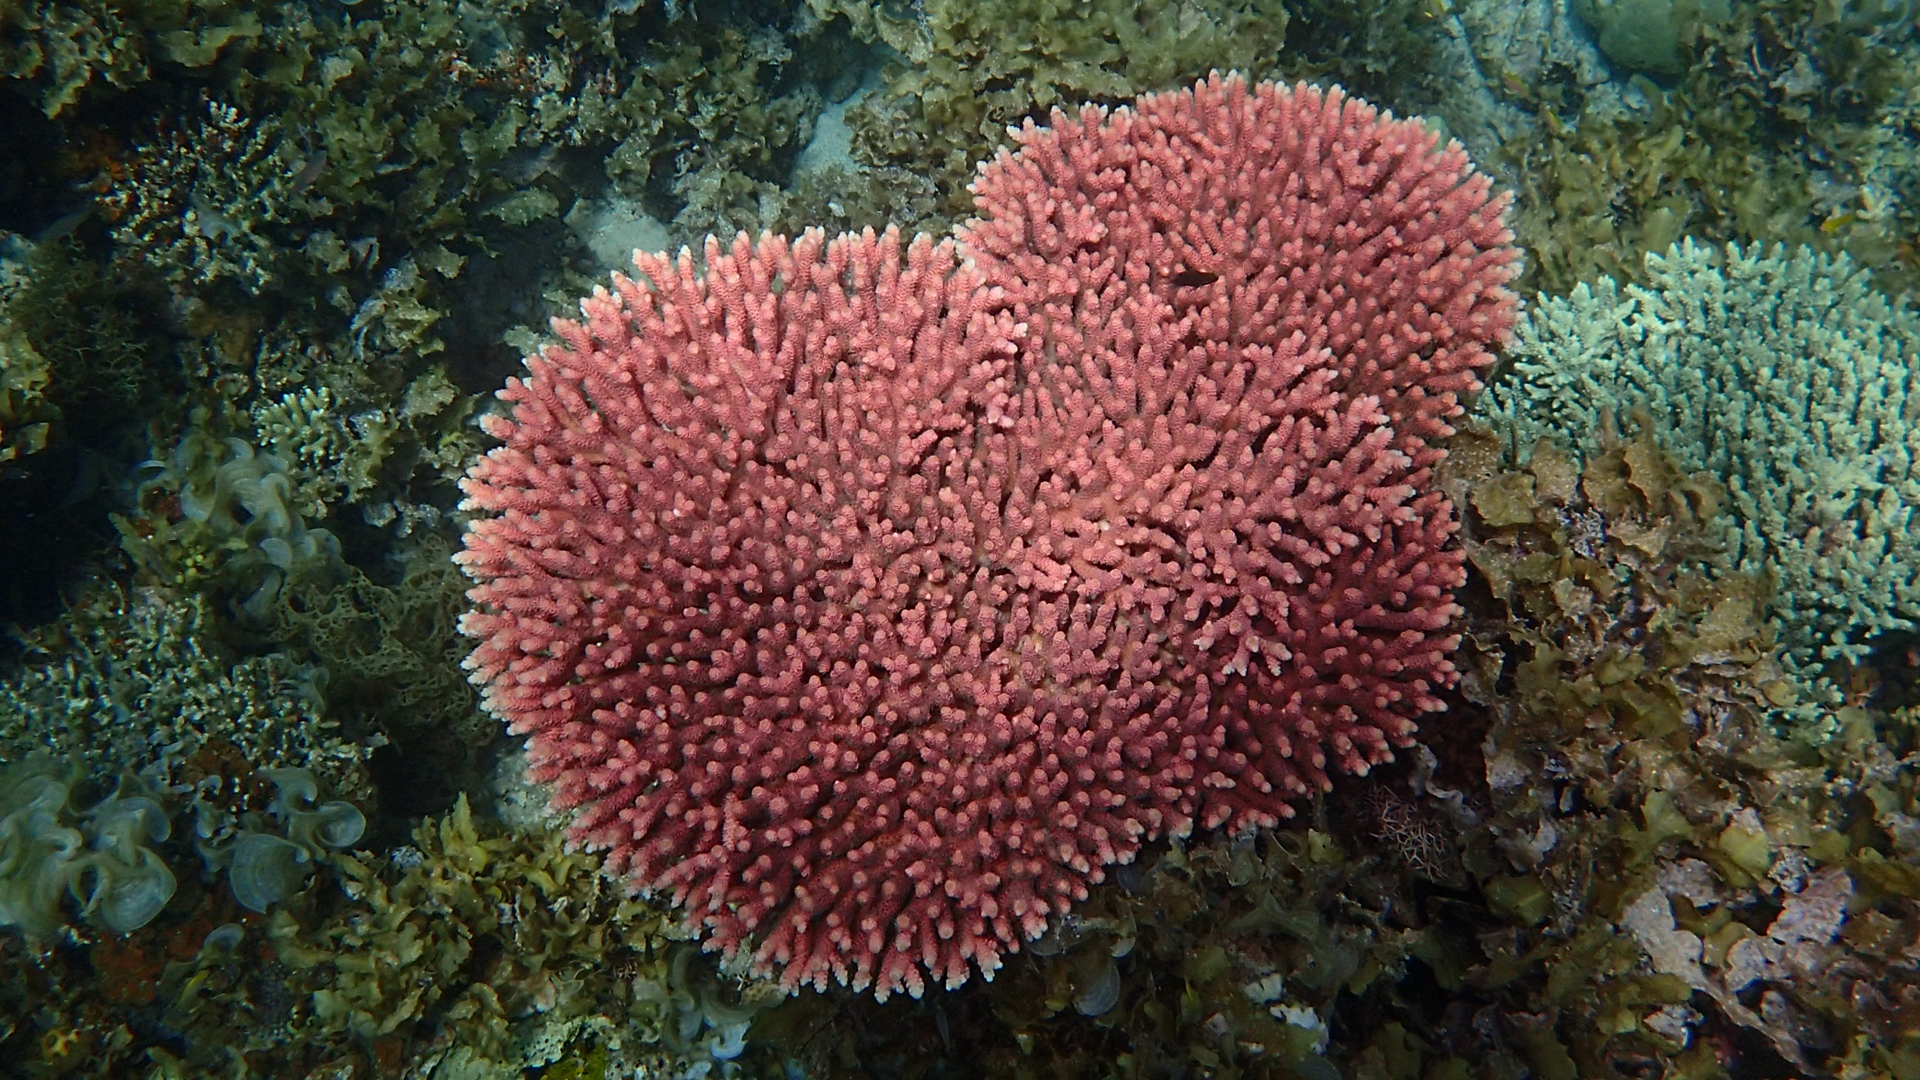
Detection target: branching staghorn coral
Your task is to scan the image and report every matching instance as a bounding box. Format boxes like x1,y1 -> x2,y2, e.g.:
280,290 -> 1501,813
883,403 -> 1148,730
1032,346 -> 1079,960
1478,238 -> 1920,699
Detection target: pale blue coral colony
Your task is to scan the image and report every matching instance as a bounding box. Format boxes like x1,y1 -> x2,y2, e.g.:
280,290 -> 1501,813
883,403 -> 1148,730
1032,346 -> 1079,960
0,0 -> 1919,1076
1483,239 -> 1920,696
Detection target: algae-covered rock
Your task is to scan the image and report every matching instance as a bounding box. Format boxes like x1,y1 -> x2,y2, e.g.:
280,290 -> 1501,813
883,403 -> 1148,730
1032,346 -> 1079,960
1572,0 -> 1731,76
1508,0 -> 1920,296
0,279 -> 53,467
1440,423 -> 1920,1077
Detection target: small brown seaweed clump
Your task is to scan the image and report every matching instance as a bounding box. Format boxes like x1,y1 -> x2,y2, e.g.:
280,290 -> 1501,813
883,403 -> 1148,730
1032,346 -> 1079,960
1445,419 -> 1920,1077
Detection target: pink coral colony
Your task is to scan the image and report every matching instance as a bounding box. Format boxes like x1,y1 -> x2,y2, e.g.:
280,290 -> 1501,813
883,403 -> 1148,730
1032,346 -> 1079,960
456,73 -> 1518,999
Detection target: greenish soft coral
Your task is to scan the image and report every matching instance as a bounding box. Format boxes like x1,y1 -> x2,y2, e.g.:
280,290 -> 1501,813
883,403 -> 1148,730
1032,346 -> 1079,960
1479,239 -> 1920,692
119,427 -> 341,622
0,762 -> 176,937
199,767 -> 366,914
